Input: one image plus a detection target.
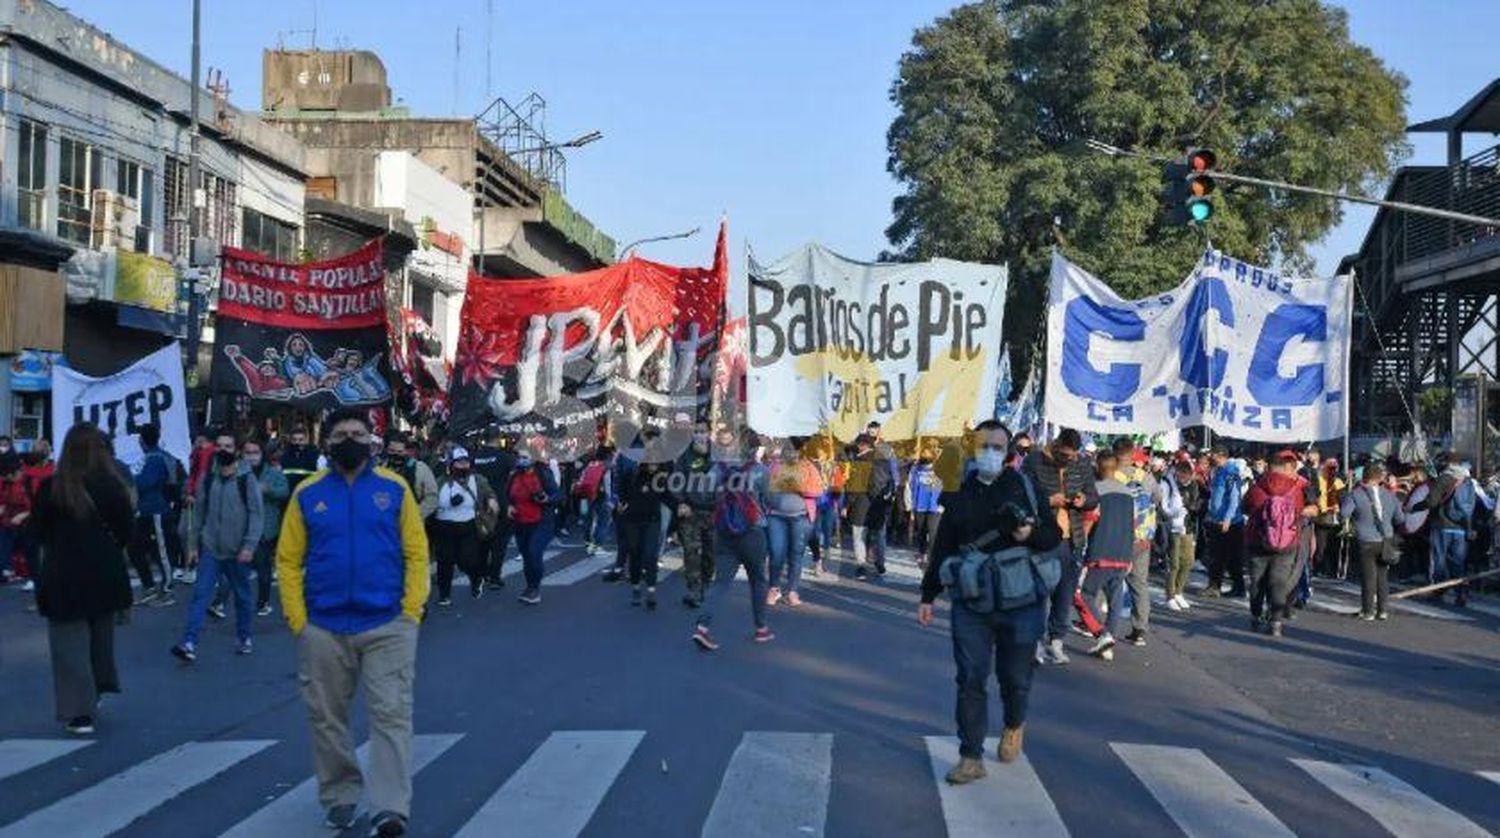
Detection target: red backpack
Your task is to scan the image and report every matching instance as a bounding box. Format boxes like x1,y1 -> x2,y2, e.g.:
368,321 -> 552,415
575,460 -> 608,499
1254,485 -> 1301,552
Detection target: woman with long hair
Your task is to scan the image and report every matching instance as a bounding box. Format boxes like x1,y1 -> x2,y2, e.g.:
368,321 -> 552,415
30,423 -> 136,734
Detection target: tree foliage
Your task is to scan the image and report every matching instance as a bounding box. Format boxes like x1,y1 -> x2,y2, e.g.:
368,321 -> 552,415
886,0 -> 1409,372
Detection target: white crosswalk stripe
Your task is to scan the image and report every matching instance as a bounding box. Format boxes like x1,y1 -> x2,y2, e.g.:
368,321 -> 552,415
452,730 -> 643,838
3,734 -> 1495,836
1112,743 -> 1294,838
0,739 -> 273,837
0,740 -> 92,783
1292,758 -> 1492,838
542,552 -> 617,586
703,732 -> 833,838
221,734 -> 461,837
924,736 -> 1068,837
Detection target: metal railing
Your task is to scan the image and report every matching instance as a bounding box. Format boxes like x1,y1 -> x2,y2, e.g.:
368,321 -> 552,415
1402,142 -> 1500,263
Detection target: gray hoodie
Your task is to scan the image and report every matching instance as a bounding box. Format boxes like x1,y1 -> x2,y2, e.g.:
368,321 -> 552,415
193,468 -> 264,559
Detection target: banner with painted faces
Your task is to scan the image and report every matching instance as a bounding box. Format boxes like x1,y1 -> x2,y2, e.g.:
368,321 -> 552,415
1045,250 -> 1352,442
746,243 -> 1007,442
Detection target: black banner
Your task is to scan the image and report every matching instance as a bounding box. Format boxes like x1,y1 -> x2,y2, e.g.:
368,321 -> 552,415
210,319 -> 393,411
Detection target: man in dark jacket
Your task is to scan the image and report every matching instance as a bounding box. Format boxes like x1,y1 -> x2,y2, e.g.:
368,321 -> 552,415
1023,427 -> 1097,664
128,424 -> 179,606
918,420 -> 1058,785
469,437 -> 516,587
849,435 -> 894,580
1421,458 -> 1478,606
279,425 -> 322,493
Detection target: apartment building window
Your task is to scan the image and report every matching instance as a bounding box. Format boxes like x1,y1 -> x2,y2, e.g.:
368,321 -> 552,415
164,156 -> 237,258
17,120 -> 47,231
411,283 -> 436,327
241,207 -> 298,261
116,158 -> 155,232
57,136 -> 102,245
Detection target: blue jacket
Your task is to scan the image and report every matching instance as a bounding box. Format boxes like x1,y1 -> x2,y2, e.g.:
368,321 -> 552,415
276,463 -> 430,636
1207,462 -> 1245,526
133,446 -> 176,516
908,463 -> 944,513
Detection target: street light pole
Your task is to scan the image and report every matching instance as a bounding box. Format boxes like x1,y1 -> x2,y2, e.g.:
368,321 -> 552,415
620,227 -> 702,258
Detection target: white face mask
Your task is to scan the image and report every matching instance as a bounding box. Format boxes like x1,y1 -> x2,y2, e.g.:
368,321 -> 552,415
975,449 -> 1006,478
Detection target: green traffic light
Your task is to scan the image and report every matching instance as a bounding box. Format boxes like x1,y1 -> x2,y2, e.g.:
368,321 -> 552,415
1187,198 -> 1213,223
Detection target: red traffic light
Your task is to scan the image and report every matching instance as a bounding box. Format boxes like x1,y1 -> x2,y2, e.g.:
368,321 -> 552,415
1186,148 -> 1217,173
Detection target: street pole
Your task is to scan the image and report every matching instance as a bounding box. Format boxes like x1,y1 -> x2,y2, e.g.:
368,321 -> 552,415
184,0 -> 204,391
620,227 -> 701,258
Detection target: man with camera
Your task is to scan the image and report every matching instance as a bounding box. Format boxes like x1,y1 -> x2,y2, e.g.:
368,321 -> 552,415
918,420 -> 1059,785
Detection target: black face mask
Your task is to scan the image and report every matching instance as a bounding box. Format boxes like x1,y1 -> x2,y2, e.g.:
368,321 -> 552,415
214,450 -> 236,467
329,438 -> 369,471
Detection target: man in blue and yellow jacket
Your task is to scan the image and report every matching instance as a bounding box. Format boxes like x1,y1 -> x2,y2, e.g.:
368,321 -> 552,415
276,408 -> 429,836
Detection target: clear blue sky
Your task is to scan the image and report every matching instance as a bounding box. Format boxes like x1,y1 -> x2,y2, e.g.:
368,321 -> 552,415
68,0 -> 1499,275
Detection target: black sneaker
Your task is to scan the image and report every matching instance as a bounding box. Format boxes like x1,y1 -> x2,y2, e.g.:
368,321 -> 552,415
472,578 -> 485,599
437,597 -> 453,607
631,586 -> 643,607
517,589 -> 541,606
65,716 -> 95,735
324,803 -> 357,829
645,588 -> 657,611
171,643 -> 197,663
1125,630 -> 1147,647
256,603 -> 273,617
370,811 -> 407,837
855,567 -> 868,580
602,567 -> 623,583
208,603 -> 228,621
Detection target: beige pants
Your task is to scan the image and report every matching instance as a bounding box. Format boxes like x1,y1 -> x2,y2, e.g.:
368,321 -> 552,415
297,617 -> 418,816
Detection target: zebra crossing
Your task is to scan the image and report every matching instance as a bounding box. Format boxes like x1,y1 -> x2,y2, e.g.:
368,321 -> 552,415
2,731 -> 1494,837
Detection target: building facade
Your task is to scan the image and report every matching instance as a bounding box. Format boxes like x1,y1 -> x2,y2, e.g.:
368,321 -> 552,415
0,0 -> 307,442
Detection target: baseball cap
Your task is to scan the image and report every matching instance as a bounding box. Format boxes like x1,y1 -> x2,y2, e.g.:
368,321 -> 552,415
448,446 -> 471,463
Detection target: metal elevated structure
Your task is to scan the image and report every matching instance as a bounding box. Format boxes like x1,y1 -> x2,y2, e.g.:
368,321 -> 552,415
1344,78 -> 1500,437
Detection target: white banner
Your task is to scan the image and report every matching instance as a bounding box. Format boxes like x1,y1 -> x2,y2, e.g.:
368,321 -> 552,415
51,343 -> 192,468
1044,251 -> 1351,442
747,244 -> 1007,441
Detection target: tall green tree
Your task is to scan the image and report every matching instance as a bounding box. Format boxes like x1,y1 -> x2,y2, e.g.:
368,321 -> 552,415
887,0 -> 1408,379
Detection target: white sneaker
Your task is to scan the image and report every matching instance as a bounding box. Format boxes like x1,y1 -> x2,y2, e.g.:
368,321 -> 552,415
21,580 -> 35,592
1166,598 -> 1184,612
1175,594 -> 1192,610
1100,647 -> 1114,662
1088,633 -> 1117,657
1045,638 -> 1071,665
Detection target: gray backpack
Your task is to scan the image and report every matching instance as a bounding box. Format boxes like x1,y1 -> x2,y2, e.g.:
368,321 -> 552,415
938,473 -> 1061,613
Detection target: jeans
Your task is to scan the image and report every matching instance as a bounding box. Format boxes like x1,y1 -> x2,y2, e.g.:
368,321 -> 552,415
816,501 -> 838,551
701,526 -> 770,631
951,600 -> 1044,759
1044,542 -> 1079,642
1248,549 -> 1297,622
0,527 -> 18,576
580,498 -> 614,547
766,514 -> 811,594
182,549 -> 253,645
1357,541 -> 1389,615
619,517 -> 663,587
1430,528 -> 1468,588
912,511 -> 942,558
515,519 -> 554,591
254,539 -> 276,608
1079,566 -> 1128,638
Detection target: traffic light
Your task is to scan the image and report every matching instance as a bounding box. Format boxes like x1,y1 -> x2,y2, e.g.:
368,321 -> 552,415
1163,148 -> 1217,226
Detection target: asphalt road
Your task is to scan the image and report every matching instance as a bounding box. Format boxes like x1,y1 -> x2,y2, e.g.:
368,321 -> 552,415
1,534 -> 1497,838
